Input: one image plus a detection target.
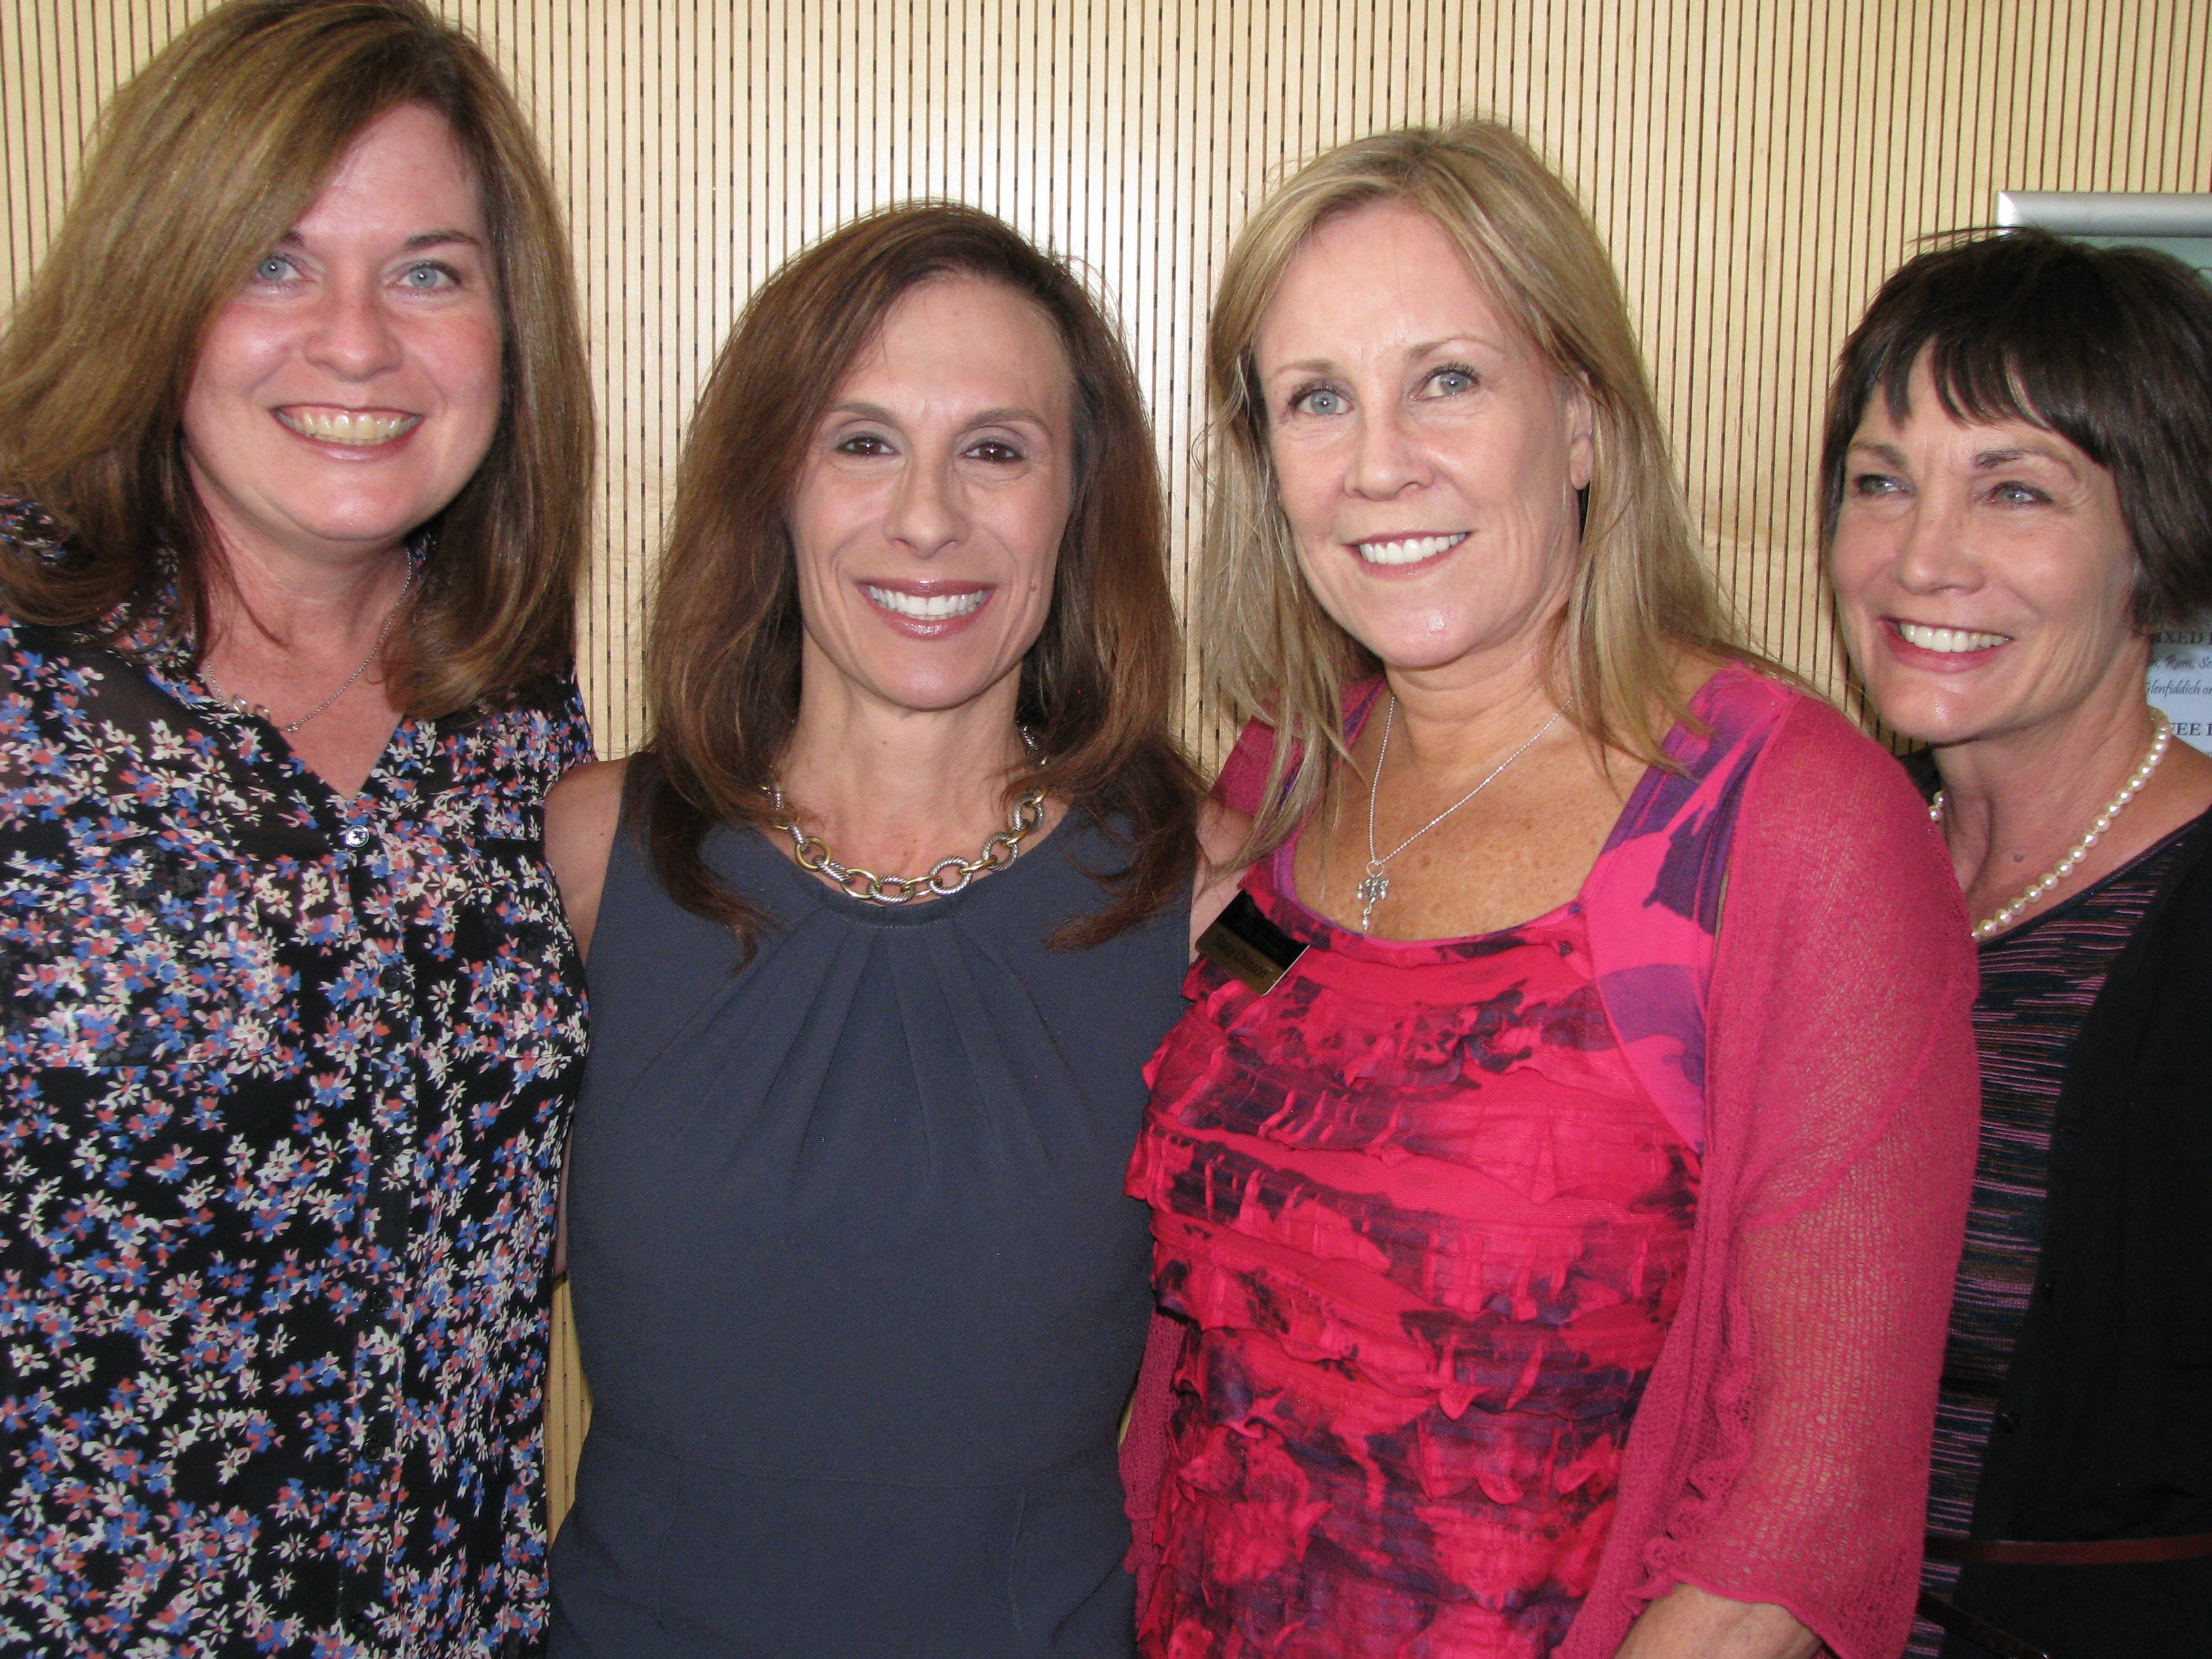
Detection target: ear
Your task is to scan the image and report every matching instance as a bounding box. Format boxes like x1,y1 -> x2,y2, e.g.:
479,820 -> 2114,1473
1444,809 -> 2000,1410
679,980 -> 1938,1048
1561,377 -> 1597,494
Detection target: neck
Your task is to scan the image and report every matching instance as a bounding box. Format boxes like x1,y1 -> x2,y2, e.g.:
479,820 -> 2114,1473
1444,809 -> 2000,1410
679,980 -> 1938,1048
1932,680 -> 2161,909
776,649 -> 1036,874
1377,634 -> 1566,777
205,533 -> 416,663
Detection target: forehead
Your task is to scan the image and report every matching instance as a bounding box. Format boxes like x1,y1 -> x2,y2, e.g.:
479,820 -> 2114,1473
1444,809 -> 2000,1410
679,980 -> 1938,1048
838,274 -> 1072,417
298,102 -> 484,234
1258,198 -> 1520,361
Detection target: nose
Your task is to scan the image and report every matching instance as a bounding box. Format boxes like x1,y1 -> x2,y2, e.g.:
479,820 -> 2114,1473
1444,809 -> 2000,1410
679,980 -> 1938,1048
1889,489 -> 1982,596
884,453 -> 966,558
1344,404 -> 1431,499
303,272 -> 404,382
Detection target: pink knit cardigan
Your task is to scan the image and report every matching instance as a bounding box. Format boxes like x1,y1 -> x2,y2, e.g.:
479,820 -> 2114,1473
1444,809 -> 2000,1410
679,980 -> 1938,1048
1122,682 -> 1982,1659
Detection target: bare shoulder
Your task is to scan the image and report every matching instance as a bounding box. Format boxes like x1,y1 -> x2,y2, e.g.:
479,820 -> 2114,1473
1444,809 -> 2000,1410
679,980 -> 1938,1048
545,757 -> 630,961
1191,796 -> 1253,951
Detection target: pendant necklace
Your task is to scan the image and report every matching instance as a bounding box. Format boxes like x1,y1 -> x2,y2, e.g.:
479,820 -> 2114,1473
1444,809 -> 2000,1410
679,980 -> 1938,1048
1358,697 -> 1563,933
1930,708 -> 2172,941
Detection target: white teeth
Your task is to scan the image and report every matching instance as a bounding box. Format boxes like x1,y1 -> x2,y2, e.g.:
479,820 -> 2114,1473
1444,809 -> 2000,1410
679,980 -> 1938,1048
1355,532 -> 1467,566
865,585 -> 987,620
1898,621 -> 2010,654
277,407 -> 419,446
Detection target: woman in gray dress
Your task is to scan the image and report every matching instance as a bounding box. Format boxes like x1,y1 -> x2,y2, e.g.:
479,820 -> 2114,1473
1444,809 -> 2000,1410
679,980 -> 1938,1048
543,203 -> 1239,1657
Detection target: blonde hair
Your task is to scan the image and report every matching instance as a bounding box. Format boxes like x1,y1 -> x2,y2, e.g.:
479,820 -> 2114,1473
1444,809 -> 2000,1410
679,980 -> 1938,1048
1201,117 -> 1748,857
0,0 -> 592,714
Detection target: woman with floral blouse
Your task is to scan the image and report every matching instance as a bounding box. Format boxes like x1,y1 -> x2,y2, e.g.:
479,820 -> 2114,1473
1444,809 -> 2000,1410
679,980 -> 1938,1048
0,3 -> 593,1653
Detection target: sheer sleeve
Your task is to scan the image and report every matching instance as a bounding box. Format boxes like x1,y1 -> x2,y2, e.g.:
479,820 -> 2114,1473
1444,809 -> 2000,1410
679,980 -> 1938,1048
1626,705 -> 1981,1659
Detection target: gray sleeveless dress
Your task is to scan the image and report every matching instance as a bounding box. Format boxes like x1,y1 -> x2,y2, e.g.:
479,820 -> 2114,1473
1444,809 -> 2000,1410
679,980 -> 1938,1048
548,808 -> 1189,1658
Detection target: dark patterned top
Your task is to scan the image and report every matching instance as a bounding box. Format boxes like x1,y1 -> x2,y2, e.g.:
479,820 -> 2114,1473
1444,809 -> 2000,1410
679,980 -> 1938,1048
0,498 -> 591,1658
1907,819 -> 2198,1659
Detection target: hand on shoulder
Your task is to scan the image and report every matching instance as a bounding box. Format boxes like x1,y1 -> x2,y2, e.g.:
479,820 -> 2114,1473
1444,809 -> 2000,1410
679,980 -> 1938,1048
545,757 -> 628,961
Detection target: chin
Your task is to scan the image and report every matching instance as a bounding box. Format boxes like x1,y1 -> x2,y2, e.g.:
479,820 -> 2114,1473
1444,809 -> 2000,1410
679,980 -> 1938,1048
863,664 -> 1012,716
1862,684 -> 1987,751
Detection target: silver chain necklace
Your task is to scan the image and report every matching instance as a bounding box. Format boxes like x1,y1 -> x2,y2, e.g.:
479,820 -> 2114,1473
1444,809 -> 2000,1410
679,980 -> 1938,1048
768,730 -> 1048,905
200,552 -> 422,736
1357,696 -> 1563,932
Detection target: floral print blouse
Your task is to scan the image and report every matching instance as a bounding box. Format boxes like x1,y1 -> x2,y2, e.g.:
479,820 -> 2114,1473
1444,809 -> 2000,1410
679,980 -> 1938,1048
0,499 -> 591,1657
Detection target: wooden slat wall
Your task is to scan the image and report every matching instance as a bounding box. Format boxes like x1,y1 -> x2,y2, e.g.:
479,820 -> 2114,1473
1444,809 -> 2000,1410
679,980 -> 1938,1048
7,0 -> 2210,1536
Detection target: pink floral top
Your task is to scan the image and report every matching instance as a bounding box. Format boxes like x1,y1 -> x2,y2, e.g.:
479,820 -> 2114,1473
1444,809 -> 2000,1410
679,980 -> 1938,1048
1127,666 -> 1789,1658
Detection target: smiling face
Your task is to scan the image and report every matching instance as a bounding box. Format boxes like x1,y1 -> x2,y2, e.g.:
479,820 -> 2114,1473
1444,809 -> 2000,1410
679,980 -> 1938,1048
1253,198 -> 1595,677
1830,352 -> 2148,752
180,102 -> 502,574
786,274 -> 1074,719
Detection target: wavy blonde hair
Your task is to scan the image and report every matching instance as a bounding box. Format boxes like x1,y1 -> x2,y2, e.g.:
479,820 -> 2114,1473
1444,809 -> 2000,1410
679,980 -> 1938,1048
1202,117 -> 1748,857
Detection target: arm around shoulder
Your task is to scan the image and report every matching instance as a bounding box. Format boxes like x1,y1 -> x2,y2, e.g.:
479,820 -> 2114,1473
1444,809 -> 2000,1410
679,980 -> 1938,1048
545,757 -> 628,963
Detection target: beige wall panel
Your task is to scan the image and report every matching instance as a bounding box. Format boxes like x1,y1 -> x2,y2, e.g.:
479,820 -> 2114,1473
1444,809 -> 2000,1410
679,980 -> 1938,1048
7,0 -> 2210,1536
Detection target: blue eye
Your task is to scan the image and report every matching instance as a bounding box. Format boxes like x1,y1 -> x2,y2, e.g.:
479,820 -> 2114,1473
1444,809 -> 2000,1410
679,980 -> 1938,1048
252,254 -> 295,283
1293,386 -> 1347,417
1990,479 -> 2050,506
1427,367 -> 1477,396
400,262 -> 457,290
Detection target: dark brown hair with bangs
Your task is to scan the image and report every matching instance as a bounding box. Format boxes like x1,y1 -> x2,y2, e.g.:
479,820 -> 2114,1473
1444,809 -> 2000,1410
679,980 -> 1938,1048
0,0 -> 591,712
636,201 -> 1200,954
1821,228 -> 2212,630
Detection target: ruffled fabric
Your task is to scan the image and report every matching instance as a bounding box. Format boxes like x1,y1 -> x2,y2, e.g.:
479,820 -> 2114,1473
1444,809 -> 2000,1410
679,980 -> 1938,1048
1130,850 -> 1699,1658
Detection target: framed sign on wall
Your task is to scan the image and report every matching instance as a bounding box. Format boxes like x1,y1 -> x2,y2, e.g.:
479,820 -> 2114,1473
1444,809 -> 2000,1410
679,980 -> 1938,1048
1999,190 -> 2212,754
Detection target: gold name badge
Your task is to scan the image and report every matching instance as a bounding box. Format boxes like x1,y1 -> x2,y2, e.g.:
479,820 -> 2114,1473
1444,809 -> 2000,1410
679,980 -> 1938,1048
1195,890 -> 1307,995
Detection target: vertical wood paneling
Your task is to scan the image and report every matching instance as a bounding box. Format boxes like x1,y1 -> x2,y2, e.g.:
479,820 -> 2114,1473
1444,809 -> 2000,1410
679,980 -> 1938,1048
8,0 -> 2211,1538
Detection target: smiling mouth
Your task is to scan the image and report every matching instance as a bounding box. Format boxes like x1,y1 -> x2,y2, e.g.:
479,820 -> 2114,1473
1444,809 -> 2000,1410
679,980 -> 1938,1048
863,585 -> 988,621
1895,620 -> 2011,654
1355,532 -> 1467,567
276,407 -> 422,446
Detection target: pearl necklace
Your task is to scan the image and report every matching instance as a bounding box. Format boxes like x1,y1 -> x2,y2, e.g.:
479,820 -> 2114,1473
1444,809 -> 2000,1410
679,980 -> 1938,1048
1931,710 -> 2173,941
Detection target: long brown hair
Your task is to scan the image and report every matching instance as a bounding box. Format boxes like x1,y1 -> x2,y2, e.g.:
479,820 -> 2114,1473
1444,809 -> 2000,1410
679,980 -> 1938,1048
638,202 -> 1200,954
0,0 -> 592,713
1200,118 -> 1750,860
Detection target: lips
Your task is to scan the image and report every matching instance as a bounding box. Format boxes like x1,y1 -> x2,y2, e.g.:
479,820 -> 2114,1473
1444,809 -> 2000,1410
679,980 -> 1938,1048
1354,531 -> 1467,567
1893,620 -> 2010,654
864,584 -> 988,621
276,406 -> 422,446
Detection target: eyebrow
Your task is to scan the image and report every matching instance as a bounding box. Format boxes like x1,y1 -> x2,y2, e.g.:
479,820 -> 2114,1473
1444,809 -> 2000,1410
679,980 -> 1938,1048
1968,444 -> 2074,471
1265,336 -> 1503,379
1848,441 -> 1907,466
272,228 -> 483,250
1850,438 -> 2076,474
826,401 -> 1052,429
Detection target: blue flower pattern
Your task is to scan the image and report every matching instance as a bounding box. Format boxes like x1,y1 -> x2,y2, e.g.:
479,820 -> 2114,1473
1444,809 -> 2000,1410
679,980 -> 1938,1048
0,499 -> 590,1656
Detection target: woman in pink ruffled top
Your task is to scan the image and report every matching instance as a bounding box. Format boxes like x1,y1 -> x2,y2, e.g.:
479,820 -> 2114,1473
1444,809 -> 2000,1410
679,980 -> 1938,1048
1120,119 -> 1983,1659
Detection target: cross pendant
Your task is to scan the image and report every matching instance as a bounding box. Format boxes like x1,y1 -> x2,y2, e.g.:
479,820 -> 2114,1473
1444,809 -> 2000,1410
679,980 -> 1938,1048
1357,866 -> 1390,931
